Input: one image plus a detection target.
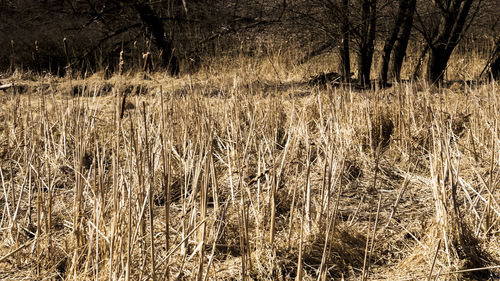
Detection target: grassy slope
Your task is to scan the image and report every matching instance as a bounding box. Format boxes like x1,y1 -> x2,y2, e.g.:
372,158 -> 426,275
0,54 -> 499,280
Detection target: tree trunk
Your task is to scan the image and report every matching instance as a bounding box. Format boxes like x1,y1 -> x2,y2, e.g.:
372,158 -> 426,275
122,0 -> 179,76
339,0 -> 350,82
490,38 -> 500,80
379,0 -> 407,85
426,0 -> 474,84
427,46 -> 453,83
412,43 -> 429,80
357,0 -> 376,87
388,0 -> 416,82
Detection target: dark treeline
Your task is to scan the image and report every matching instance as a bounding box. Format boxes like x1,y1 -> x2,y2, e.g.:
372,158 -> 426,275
0,0 -> 498,83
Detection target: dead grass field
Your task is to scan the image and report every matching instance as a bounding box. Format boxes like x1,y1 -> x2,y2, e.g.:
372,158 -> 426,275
0,53 -> 499,280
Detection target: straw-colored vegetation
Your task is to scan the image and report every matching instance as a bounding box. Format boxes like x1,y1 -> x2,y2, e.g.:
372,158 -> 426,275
0,50 -> 499,280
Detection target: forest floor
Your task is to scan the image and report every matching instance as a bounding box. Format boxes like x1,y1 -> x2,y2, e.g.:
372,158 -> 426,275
0,56 -> 499,280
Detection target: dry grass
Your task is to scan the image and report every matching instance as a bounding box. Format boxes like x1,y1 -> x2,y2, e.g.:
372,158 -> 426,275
0,52 -> 499,280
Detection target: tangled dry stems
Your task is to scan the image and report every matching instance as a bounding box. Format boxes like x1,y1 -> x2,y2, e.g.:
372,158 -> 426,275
0,62 -> 499,280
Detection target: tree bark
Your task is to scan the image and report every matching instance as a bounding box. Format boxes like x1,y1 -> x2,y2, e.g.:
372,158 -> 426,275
379,0 -> 415,84
121,0 -> 179,76
426,0 -> 474,84
390,0 -> 415,82
339,0 -> 350,82
428,46 -> 453,83
412,43 -> 429,80
379,0 -> 406,85
357,0 -> 376,87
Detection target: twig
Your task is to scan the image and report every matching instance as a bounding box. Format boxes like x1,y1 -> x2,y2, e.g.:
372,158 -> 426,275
0,83 -> 13,91
364,195 -> 382,280
427,239 -> 441,281
0,239 -> 34,263
398,265 -> 500,281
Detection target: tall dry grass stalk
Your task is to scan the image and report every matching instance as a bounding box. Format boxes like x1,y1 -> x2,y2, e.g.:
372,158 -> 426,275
0,45 -> 499,280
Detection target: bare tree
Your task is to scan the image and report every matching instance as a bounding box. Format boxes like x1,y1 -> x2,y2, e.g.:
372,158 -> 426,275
390,0 -> 416,83
417,0 -> 477,83
357,0 -> 377,86
119,0 -> 179,76
339,0 -> 351,81
379,0 -> 416,84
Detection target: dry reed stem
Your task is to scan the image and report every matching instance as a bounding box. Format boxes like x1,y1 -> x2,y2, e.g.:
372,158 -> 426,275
427,239 -> 441,281
0,54 -> 498,280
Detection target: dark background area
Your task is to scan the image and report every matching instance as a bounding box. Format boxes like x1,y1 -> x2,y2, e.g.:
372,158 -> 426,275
0,0 -> 499,82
